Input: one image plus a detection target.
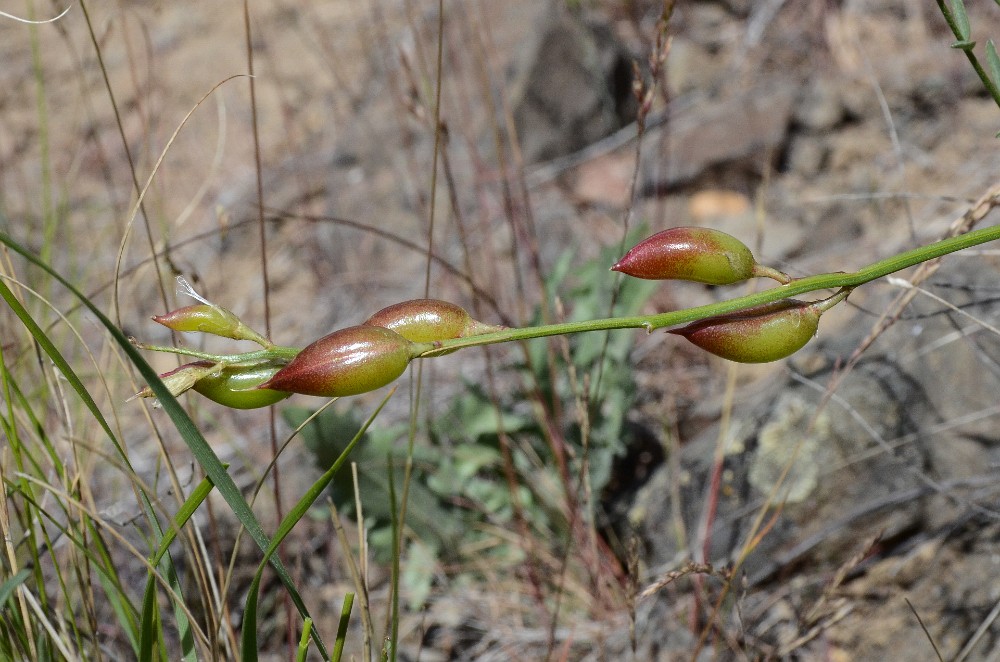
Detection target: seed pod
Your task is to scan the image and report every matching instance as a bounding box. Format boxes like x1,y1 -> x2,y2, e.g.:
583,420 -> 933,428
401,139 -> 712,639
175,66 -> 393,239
193,362 -> 292,409
669,300 -> 821,363
153,304 -> 268,345
364,299 -> 501,344
259,325 -> 414,398
612,227 -> 757,285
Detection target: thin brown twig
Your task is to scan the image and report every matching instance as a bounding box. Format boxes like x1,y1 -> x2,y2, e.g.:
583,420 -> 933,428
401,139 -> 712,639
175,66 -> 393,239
240,2 -> 288,654
78,0 -> 170,324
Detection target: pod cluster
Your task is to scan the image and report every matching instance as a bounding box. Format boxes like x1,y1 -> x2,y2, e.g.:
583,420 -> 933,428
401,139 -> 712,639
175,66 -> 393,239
141,298 -> 500,407
614,227 -> 844,363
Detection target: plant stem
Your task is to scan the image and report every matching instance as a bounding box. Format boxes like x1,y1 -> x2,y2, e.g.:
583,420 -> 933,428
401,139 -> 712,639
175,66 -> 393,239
935,0 -> 1000,112
134,342 -> 300,364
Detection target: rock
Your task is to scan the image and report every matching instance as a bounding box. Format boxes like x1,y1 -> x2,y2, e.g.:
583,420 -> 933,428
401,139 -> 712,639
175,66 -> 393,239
784,134 -> 828,179
794,77 -> 845,131
639,79 -> 797,192
631,354 -> 936,581
509,5 -> 634,163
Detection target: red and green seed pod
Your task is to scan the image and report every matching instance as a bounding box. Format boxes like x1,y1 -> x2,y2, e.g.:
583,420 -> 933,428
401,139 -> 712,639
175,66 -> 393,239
612,227 -> 759,285
259,325 -> 415,398
192,361 -> 292,409
153,304 -> 268,344
669,300 -> 822,363
364,299 -> 501,344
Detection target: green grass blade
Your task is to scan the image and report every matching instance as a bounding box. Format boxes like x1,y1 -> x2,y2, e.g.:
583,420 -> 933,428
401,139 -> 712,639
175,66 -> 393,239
387,456 -> 399,662
0,570 -> 30,607
139,473 -> 217,662
139,578 -> 161,662
0,271 -> 186,659
240,390 -> 394,661
331,593 -> 354,662
0,229 -> 328,657
151,473 -> 218,567
9,486 -> 143,657
296,618 -> 313,662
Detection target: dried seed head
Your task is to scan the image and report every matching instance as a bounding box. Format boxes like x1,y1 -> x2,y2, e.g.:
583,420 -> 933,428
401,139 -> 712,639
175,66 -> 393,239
259,325 -> 414,398
669,300 -> 822,363
612,227 -> 757,285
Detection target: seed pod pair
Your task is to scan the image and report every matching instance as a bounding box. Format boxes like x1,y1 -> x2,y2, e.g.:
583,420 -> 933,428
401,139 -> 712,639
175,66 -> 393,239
257,300 -> 500,399
612,227 -> 789,285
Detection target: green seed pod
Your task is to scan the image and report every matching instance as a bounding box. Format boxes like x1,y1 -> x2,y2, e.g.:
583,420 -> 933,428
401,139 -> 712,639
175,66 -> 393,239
192,361 -> 292,409
153,304 -> 268,344
259,325 -> 414,398
364,299 -> 501,344
612,227 -> 757,285
669,300 -> 822,363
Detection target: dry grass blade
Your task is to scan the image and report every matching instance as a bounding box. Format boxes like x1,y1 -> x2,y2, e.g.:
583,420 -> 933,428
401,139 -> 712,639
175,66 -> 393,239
905,597 -> 945,662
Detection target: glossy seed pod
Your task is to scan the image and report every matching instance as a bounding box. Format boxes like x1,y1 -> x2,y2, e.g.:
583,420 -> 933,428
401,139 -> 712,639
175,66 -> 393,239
669,300 -> 821,363
612,227 -> 756,285
192,362 -> 292,409
259,325 -> 414,398
153,304 -> 264,343
363,299 -> 501,343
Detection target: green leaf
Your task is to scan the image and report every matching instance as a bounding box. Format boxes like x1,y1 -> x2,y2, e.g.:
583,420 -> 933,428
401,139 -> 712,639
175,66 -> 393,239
401,538 -> 436,610
951,39 -> 976,51
433,388 -> 534,442
988,40 -> 1000,87
951,0 -> 971,41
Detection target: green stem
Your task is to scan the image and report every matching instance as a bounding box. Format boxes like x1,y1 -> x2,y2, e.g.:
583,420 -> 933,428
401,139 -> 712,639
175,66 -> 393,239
416,223 -> 1000,356
814,288 -> 852,313
751,264 -> 792,284
134,342 -> 300,365
935,0 -> 1000,113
